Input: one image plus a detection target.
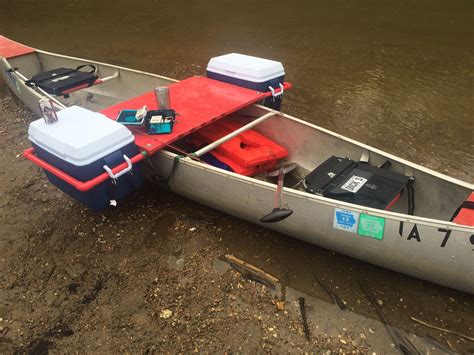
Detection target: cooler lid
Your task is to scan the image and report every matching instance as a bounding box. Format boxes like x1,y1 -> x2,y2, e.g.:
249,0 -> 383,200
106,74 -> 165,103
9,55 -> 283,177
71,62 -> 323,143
28,105 -> 135,166
207,53 -> 285,83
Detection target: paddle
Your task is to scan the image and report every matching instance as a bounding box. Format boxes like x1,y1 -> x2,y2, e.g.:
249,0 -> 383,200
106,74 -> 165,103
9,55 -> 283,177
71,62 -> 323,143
260,163 -> 297,223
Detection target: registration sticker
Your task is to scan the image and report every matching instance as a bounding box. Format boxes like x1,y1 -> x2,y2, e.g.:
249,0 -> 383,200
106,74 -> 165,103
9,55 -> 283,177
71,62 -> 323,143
333,208 -> 359,233
341,175 -> 367,193
358,213 -> 385,240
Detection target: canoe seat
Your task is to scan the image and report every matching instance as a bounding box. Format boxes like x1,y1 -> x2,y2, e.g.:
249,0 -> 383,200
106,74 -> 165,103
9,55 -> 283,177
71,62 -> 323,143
452,192 -> 474,226
303,156 -> 413,211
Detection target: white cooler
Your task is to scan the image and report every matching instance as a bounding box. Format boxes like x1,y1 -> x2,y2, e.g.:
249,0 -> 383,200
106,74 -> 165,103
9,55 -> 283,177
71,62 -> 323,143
28,106 -> 144,210
207,53 -> 285,110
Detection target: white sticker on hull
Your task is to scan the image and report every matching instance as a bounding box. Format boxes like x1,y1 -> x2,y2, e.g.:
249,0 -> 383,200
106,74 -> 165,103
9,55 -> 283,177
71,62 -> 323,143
333,208 -> 359,233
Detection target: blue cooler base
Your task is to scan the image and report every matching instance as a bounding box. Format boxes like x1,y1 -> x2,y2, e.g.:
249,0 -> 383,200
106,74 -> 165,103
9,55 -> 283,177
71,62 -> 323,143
206,72 -> 284,110
32,142 -> 144,210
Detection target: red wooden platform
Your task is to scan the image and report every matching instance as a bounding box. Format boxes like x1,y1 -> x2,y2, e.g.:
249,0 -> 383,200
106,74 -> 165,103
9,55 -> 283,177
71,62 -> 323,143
101,76 -> 290,155
0,35 -> 35,59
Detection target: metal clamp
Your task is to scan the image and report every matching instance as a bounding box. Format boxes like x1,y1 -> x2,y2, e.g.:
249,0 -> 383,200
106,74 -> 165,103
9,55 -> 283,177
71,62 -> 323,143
103,155 -> 133,182
268,83 -> 285,98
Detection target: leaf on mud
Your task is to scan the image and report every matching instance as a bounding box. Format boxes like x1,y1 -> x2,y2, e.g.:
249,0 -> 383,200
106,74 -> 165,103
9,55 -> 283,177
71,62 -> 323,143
272,299 -> 285,311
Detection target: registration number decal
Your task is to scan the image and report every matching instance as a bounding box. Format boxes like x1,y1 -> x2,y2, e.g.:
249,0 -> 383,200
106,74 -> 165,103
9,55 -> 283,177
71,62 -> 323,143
333,208 -> 359,233
358,213 -> 385,240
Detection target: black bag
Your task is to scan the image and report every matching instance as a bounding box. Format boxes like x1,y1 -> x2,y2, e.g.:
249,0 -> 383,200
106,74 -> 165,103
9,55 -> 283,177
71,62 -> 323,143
304,156 -> 412,210
25,65 -> 98,97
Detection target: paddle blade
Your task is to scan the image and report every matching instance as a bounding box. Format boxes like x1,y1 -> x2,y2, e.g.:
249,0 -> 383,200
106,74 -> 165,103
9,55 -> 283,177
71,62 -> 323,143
260,208 -> 293,223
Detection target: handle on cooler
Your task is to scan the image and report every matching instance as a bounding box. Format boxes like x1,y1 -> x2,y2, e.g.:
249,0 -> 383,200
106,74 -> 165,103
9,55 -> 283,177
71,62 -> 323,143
23,147 -> 146,192
268,83 -> 285,98
103,155 -> 133,180
264,82 -> 291,98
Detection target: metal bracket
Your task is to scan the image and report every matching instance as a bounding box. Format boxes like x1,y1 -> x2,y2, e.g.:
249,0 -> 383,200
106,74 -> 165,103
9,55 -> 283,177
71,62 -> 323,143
360,150 -> 370,163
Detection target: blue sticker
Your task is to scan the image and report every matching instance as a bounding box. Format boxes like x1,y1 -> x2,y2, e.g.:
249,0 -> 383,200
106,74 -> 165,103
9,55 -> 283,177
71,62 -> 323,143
333,208 -> 359,233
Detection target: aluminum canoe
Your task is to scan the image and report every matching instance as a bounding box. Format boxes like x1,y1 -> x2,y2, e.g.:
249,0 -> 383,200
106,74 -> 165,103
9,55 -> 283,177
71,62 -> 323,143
1,36 -> 473,293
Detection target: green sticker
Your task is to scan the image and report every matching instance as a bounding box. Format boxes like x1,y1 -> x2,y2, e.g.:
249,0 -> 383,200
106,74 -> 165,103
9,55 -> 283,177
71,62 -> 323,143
358,214 -> 385,240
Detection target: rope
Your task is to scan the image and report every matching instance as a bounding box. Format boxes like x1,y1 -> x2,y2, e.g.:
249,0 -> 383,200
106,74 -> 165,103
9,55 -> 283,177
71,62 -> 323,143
165,155 -> 185,184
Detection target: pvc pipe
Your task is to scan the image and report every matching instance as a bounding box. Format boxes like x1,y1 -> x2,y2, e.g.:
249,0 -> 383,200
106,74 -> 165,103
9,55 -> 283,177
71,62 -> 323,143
23,148 -> 146,192
99,70 -> 119,83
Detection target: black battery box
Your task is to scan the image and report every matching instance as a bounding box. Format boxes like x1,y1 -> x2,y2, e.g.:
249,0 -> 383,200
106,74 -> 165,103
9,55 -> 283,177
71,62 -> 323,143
303,156 -> 412,210
25,65 -> 98,97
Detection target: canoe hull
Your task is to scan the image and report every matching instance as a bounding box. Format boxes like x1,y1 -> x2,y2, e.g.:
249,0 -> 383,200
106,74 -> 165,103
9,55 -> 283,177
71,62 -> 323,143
152,151 -> 474,293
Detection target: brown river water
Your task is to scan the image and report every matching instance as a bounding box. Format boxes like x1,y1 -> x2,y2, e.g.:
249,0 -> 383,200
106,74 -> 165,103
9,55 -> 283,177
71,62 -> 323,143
0,0 -> 473,352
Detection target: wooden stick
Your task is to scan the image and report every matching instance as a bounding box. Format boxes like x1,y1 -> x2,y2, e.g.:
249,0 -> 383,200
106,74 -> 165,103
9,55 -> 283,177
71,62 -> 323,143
223,254 -> 279,289
313,273 -> 347,310
298,297 -> 311,341
359,281 -> 419,355
410,317 -> 474,342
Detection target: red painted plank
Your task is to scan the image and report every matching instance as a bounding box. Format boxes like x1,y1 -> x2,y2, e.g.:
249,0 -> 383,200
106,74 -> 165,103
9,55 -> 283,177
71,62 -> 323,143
0,36 -> 35,59
101,76 -> 282,155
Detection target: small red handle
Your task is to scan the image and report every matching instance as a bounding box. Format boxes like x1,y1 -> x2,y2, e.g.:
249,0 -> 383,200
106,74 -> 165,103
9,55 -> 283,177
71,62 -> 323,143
23,147 -> 146,192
